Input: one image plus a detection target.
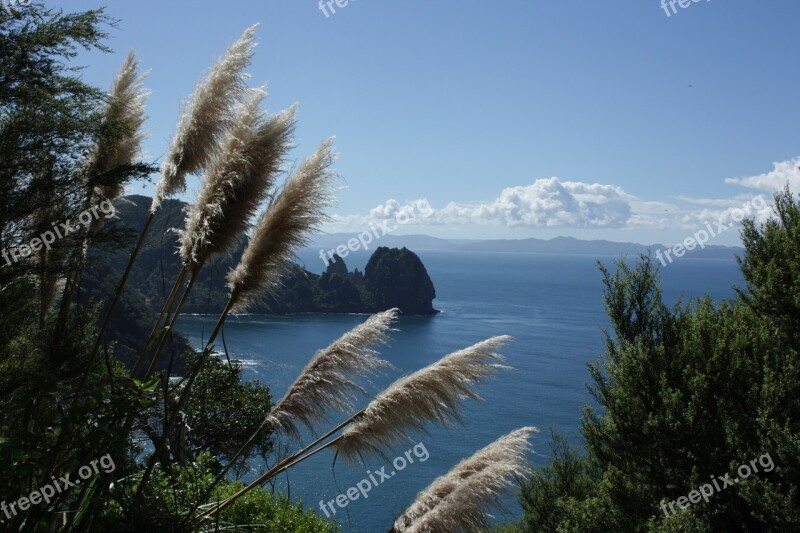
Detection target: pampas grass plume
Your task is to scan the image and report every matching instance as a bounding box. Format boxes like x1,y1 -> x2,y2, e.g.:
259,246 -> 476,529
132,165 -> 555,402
333,336 -> 512,464
266,308 -> 399,439
226,138 -> 336,311
393,427 -> 537,532
179,90 -> 295,266
152,25 -> 257,213
90,49 -> 149,202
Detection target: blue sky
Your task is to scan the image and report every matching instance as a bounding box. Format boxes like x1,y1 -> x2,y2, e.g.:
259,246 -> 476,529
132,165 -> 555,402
64,0 -> 800,246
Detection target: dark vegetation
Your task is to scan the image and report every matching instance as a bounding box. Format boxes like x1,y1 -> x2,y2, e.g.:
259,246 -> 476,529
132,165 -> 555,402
0,5 -> 335,531
84,194 -> 437,371
505,188 -> 800,532
3,3 -> 798,532
94,194 -> 437,317
0,6 -> 505,532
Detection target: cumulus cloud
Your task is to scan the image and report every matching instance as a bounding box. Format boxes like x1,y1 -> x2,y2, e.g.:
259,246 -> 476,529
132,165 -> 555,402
725,157 -> 800,192
436,178 -> 633,228
368,199 -> 435,221
336,178 -> 634,230
665,193 -> 772,227
326,159 -> 798,235
687,193 -> 773,226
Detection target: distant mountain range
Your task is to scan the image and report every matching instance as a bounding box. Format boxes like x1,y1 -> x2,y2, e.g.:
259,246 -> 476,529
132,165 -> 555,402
307,233 -> 743,259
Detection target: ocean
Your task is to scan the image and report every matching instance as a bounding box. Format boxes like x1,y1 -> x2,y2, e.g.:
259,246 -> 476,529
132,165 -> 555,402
178,250 -> 744,532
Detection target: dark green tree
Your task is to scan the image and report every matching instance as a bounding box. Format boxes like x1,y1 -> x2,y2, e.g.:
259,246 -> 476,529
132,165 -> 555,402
0,5 -> 336,531
511,190 -> 800,531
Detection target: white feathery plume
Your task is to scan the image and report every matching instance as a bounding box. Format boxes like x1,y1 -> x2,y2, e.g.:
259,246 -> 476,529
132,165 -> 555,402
333,336 -> 512,464
266,308 -> 399,439
151,25 -> 257,213
89,50 -> 149,203
226,138 -> 337,311
392,427 -> 537,533
179,90 -> 296,267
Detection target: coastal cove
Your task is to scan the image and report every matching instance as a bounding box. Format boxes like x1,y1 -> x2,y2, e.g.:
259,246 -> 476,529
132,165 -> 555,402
178,250 -> 744,532
4,4 -> 799,530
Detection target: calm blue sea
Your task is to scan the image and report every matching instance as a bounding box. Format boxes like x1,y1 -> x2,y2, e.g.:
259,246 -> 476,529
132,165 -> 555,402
178,250 -> 743,532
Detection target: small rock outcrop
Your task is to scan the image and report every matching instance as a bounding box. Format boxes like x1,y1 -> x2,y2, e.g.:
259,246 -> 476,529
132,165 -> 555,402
364,247 -> 438,315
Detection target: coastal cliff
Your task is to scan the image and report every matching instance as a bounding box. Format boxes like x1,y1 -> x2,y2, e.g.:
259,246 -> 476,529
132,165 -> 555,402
89,195 -> 438,317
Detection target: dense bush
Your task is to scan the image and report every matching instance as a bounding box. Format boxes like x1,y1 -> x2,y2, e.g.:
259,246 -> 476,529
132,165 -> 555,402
510,189 -> 800,532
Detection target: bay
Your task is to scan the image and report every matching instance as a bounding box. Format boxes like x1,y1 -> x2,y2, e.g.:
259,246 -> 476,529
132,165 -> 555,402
178,250 -> 743,532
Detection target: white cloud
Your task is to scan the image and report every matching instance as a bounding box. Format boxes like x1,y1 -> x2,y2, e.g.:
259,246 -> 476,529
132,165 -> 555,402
368,199 -> 434,221
725,157 -> 800,192
327,178 -> 694,233
442,178 -> 633,228
672,195 -> 759,207
678,194 -> 772,228
348,178 -> 634,230
326,158 -> 800,236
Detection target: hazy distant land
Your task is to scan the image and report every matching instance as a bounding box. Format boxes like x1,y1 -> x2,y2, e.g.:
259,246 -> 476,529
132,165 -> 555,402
308,233 -> 742,259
